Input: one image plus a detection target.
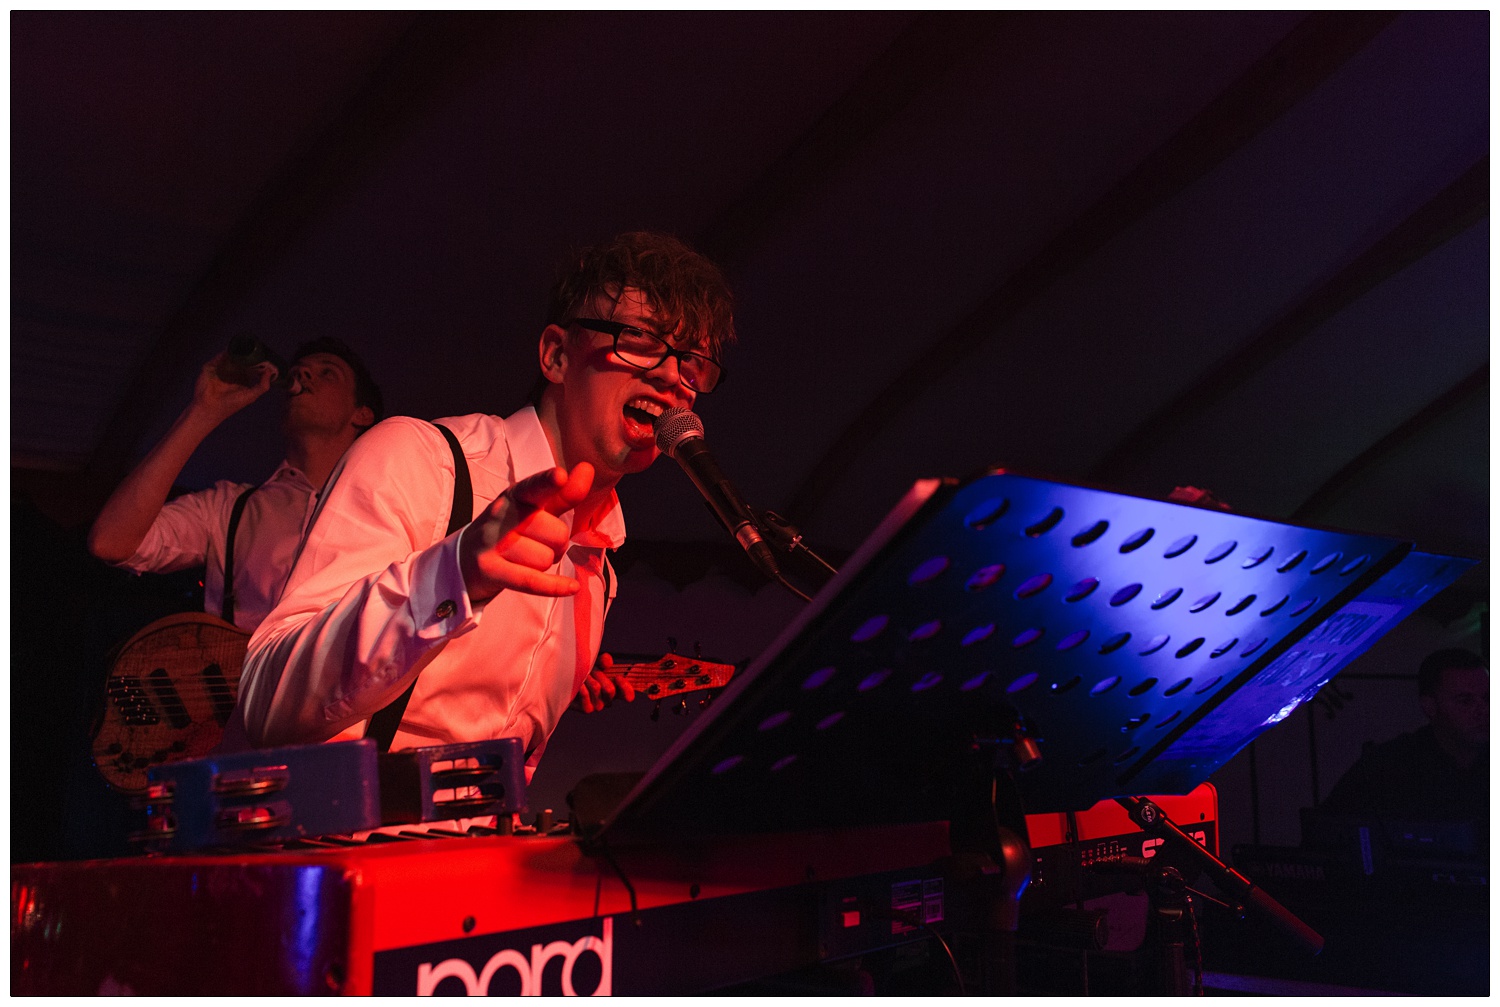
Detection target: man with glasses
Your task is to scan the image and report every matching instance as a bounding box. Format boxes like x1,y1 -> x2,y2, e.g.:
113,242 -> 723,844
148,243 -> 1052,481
226,233 -> 734,778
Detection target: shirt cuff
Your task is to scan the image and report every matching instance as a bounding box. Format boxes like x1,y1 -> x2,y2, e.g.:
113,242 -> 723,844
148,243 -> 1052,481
409,526 -> 478,640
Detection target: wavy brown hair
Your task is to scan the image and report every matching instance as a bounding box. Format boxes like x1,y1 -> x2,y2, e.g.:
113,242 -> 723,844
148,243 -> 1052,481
546,231 -> 736,358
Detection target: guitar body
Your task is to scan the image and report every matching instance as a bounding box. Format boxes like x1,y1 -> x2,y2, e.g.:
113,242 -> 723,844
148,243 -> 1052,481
92,613 -> 250,795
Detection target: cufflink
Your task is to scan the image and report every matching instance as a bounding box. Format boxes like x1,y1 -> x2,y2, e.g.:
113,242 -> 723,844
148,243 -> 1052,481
435,599 -> 457,620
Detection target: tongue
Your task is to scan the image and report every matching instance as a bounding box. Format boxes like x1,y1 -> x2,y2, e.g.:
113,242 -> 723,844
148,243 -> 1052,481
622,406 -> 656,444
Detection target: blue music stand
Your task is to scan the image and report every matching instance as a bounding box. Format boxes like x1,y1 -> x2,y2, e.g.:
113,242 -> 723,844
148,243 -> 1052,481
601,470 -> 1473,837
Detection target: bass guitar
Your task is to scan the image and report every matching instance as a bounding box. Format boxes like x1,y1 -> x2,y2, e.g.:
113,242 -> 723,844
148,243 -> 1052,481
92,613 -> 249,795
92,612 -> 735,795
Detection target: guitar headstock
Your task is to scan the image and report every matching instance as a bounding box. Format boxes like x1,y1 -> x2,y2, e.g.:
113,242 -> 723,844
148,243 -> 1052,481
613,653 -> 736,700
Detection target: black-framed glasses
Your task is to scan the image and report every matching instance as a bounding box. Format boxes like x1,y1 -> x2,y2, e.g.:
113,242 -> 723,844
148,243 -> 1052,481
569,318 -> 726,393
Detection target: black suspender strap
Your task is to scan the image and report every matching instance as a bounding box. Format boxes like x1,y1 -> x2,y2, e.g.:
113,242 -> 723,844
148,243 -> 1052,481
221,485 -> 258,625
365,424 -> 472,752
433,424 -> 475,531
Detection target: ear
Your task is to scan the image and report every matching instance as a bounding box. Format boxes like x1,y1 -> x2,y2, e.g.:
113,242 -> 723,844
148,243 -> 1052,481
538,324 -> 570,385
351,404 -> 376,431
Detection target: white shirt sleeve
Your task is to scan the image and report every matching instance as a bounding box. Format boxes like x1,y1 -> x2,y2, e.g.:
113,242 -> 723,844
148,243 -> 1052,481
121,481 -> 247,574
234,417 -> 478,748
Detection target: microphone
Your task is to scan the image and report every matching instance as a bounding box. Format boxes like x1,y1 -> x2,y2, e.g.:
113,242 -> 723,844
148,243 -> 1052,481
654,406 -> 781,581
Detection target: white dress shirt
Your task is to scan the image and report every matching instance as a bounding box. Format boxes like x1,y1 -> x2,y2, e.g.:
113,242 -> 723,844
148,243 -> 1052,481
121,461 -> 318,632
228,408 -> 623,776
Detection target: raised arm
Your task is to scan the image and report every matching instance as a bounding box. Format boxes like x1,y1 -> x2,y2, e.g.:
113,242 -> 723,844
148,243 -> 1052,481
88,354 -> 275,563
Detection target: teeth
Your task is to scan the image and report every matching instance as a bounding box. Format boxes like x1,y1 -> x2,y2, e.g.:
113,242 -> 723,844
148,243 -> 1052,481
626,398 -> 665,418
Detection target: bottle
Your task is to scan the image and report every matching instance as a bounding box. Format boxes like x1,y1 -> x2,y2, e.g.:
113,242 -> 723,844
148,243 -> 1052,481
216,334 -> 291,388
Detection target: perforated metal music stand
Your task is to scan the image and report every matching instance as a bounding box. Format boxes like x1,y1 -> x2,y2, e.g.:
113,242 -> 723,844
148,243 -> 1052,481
599,470 -> 1473,840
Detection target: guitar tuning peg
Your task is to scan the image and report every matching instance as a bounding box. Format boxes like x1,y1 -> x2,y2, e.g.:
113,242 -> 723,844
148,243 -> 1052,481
694,641 -> 702,658
673,697 -> 687,716
651,701 -> 661,723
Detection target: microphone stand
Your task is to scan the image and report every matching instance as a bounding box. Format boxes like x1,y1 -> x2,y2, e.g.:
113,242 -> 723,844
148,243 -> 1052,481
750,507 -> 839,600
1114,797 -> 1324,956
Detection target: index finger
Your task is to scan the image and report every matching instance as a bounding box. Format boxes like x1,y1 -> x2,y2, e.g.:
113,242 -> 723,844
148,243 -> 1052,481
250,361 -> 277,392
511,462 -> 594,516
611,673 -> 636,703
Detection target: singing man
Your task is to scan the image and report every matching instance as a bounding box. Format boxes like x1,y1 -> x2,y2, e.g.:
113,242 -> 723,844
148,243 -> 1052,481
225,232 -> 736,779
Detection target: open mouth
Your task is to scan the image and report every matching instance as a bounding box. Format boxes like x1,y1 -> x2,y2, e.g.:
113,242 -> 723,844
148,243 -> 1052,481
622,397 -> 666,444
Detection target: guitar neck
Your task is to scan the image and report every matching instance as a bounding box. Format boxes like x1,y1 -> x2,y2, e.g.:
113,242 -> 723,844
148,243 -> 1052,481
610,654 -> 735,700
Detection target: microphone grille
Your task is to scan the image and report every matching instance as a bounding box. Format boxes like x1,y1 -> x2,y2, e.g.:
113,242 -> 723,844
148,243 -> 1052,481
654,405 -> 704,457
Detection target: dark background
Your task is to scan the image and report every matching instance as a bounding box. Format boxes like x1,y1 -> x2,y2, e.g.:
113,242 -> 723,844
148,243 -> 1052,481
10,12 -> 1487,877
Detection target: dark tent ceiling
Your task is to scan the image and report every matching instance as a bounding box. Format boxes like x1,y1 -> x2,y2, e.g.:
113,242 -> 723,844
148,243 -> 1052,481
10,11 -> 1489,598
